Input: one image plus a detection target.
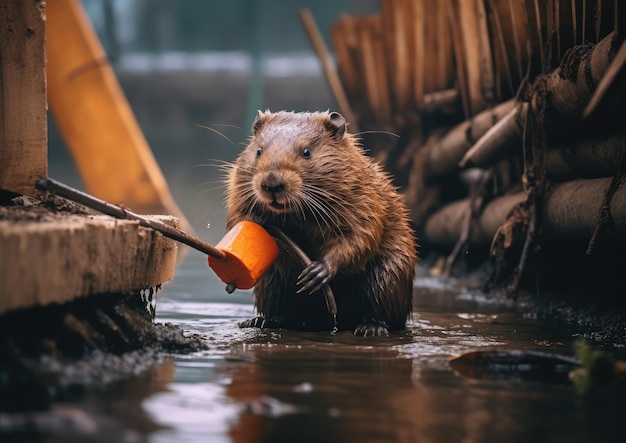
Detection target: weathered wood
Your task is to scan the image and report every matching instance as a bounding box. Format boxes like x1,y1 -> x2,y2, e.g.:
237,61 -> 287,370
460,102 -> 527,168
0,214 -> 178,315
35,176 -> 226,260
424,99 -> 516,179
0,0 -> 47,197
583,37 -> 626,119
382,0 -> 412,117
544,30 -> 620,120
424,177 -> 626,247
449,0 -> 495,117
299,9 -> 359,132
331,15 -> 363,120
421,89 -> 461,116
426,0 -> 454,93
424,192 -> 526,246
546,133 -> 626,180
358,16 -> 391,127
46,0 -> 189,230
543,176 -> 626,242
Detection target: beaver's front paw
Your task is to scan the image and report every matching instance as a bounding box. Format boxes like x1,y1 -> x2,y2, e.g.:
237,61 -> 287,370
296,259 -> 334,294
354,320 -> 390,337
238,316 -> 285,329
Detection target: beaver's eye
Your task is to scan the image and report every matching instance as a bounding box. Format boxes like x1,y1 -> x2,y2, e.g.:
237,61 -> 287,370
302,147 -> 311,159
256,147 -> 263,157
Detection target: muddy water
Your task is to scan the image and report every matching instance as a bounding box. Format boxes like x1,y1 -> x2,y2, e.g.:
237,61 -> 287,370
9,250 -> 624,442
137,250 -> 622,443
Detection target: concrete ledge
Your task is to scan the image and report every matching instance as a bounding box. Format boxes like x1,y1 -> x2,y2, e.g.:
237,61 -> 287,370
0,213 -> 178,315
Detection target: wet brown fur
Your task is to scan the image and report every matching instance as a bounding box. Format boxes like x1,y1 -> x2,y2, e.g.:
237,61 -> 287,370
225,111 -> 417,335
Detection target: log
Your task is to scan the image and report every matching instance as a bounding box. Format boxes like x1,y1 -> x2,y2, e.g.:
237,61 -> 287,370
546,133 -> 626,180
583,36 -> 626,119
543,177 -> 626,242
0,0 -> 47,197
454,32 -> 622,174
543,30 -> 621,120
424,192 -> 526,246
424,176 -> 626,248
424,99 -> 515,179
421,89 -> 462,117
460,102 -> 527,168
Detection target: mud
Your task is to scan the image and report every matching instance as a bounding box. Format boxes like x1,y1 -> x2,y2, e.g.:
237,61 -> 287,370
0,291 -> 206,415
0,193 -> 89,222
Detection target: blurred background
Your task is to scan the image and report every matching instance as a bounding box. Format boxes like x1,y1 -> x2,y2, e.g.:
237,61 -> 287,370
48,0 -> 378,243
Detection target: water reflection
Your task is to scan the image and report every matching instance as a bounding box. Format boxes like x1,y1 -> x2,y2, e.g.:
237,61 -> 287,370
1,360 -> 173,443
140,251 -> 625,442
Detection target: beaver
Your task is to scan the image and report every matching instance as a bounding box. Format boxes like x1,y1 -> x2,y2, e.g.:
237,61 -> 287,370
225,110 -> 417,336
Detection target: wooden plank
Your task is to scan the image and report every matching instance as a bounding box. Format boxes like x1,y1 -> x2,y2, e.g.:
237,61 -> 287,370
371,17 -> 392,126
0,214 -> 178,315
433,0 -> 455,92
358,17 -> 382,124
46,0 -> 189,230
410,0 -> 425,109
381,0 -> 411,117
0,0 -> 47,197
331,16 -> 360,108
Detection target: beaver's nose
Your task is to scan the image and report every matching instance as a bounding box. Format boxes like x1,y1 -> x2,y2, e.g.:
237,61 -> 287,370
261,182 -> 284,194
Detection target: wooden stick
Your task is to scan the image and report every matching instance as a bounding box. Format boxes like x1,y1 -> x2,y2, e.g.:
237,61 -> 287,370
35,176 -> 228,261
424,99 -> 515,179
583,37 -> 626,119
460,102 -> 526,168
265,226 -> 337,317
299,9 -> 359,132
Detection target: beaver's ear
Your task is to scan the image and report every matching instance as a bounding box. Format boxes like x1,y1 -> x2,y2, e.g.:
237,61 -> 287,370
252,110 -> 268,135
324,112 -> 346,141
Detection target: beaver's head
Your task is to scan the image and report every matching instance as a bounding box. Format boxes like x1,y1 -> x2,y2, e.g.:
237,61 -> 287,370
231,111 -> 348,217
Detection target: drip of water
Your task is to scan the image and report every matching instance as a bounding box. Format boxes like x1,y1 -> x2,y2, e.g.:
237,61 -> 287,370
331,314 -> 338,335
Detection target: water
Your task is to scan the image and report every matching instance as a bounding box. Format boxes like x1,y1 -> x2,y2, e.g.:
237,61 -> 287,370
141,250 -> 624,443
6,249 -> 624,442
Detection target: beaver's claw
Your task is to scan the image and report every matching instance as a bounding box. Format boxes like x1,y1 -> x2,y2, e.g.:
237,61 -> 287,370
238,316 -> 285,329
296,260 -> 333,295
354,320 -> 390,337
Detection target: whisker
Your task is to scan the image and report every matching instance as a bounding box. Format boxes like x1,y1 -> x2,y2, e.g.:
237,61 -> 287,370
352,130 -> 400,138
196,124 -> 237,147
209,123 -> 242,130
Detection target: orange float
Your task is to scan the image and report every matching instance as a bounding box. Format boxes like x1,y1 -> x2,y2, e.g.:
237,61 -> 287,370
208,221 -> 279,291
